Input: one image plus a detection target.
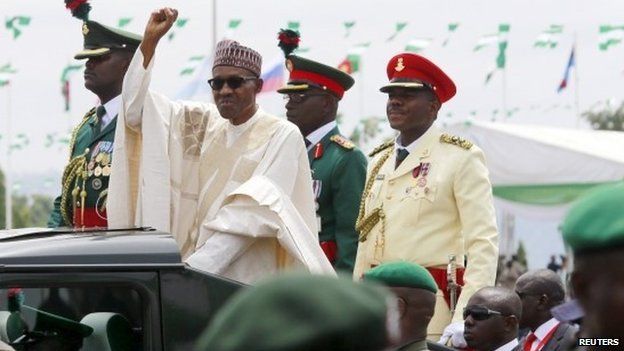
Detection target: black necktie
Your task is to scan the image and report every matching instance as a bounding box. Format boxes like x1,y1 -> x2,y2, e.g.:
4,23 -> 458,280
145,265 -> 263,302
96,105 -> 106,119
305,138 -> 312,148
395,148 -> 409,169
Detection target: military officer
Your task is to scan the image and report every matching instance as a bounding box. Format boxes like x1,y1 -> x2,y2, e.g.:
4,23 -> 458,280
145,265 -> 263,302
363,261 -> 454,351
277,52 -> 367,273
561,182 -> 624,344
48,13 -> 142,228
353,53 -> 499,344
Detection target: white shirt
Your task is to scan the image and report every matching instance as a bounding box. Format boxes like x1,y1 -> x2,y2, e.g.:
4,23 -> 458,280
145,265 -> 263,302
99,94 -> 121,130
305,121 -> 336,151
394,129 -> 424,158
494,338 -> 519,351
527,318 -> 560,351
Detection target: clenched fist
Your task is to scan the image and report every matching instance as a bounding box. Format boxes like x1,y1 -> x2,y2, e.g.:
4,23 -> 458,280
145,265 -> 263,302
144,7 -> 178,42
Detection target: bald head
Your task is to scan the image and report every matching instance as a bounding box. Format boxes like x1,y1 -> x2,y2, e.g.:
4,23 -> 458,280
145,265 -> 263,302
472,287 -> 522,317
516,269 -> 565,305
515,269 -> 565,330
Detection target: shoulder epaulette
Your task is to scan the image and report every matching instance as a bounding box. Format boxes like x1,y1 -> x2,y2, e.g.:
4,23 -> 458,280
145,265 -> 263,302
368,140 -> 395,157
330,135 -> 355,150
440,133 -> 473,150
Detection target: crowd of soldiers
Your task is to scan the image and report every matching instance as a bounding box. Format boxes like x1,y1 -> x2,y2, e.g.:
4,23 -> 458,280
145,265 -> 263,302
20,2 -> 621,351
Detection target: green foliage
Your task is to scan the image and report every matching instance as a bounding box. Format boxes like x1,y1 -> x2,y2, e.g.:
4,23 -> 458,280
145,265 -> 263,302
582,100 -> 624,131
0,169 -> 54,229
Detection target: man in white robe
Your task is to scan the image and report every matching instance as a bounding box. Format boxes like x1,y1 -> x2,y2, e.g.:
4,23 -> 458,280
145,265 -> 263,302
107,7 -> 334,284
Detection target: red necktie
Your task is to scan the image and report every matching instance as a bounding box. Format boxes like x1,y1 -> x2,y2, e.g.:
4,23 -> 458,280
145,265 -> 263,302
523,333 -> 538,351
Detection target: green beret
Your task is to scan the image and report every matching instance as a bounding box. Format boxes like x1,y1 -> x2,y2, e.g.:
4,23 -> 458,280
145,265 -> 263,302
363,261 -> 438,293
75,20 -> 142,60
196,273 -> 391,351
561,182 -> 624,253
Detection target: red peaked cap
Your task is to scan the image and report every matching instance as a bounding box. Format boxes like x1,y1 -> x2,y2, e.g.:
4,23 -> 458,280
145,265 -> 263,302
383,53 -> 456,103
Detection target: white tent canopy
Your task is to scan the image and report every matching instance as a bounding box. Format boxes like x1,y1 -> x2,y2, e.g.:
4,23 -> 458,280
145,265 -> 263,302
445,120 -> 624,220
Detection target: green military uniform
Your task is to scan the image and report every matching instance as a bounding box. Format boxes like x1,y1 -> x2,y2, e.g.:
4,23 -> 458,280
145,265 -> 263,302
48,109 -> 116,227
276,51 -> 364,272
47,19 -> 142,227
308,127 -> 367,272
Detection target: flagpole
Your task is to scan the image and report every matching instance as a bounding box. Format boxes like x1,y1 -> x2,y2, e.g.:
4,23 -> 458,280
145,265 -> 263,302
573,34 -> 581,128
212,0 -> 217,46
4,85 -> 13,229
502,66 -> 508,121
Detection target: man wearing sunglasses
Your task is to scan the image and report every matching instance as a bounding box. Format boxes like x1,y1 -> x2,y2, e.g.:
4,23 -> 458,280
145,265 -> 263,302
515,270 -> 577,351
277,55 -> 366,274
48,9 -> 142,228
464,287 -> 522,351
108,7 -> 334,284
353,52 -> 499,345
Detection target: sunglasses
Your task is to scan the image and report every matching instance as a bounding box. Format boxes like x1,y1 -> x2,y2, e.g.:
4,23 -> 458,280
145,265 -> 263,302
207,76 -> 257,90
463,305 -> 507,321
283,92 -> 327,103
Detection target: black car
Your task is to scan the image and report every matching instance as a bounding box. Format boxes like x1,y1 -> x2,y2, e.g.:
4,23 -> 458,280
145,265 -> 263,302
0,227 -> 243,351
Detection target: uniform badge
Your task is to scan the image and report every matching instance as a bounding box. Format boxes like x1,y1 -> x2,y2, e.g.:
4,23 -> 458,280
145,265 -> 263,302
94,166 -> 102,177
412,164 -> 421,178
417,177 -> 427,187
285,59 -> 294,72
395,57 -> 405,72
421,162 -> 431,176
375,174 -> 385,180
92,178 -> 102,190
313,143 -> 324,159
102,165 -> 111,177
82,23 -> 89,36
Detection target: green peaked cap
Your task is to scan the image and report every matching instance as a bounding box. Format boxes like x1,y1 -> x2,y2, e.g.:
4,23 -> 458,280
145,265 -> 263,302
75,20 -> 142,59
196,273 -> 391,351
363,261 -> 438,293
561,182 -> 624,254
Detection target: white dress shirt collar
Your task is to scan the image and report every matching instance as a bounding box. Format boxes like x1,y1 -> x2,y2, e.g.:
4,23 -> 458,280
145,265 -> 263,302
99,94 -> 121,130
305,121 -> 337,151
528,317 -> 560,351
494,338 -> 519,351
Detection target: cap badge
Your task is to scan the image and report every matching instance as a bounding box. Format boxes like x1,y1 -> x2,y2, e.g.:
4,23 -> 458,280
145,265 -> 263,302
82,23 -> 89,36
395,57 -> 405,72
285,59 -> 294,72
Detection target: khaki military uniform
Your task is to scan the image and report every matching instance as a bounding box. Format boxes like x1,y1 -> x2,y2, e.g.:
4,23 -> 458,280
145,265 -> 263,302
354,125 -> 498,338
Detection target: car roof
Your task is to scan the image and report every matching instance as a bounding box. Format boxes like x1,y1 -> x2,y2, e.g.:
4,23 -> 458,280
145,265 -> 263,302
0,228 -> 182,267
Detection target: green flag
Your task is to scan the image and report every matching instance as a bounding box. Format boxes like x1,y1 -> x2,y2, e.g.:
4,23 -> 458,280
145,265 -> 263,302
386,22 -> 408,42
474,33 -> 499,51
118,17 -> 132,28
60,64 -> 82,82
5,16 -> 31,39
534,24 -> 563,48
0,63 -> 17,74
496,24 -> 510,69
405,38 -> 432,53
228,19 -> 242,29
343,21 -> 356,37
287,21 -> 300,31
168,18 -> 189,41
442,22 -> 460,46
599,24 -> 624,51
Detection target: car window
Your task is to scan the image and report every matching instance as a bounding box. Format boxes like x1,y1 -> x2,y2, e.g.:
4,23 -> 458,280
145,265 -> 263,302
0,286 -> 143,351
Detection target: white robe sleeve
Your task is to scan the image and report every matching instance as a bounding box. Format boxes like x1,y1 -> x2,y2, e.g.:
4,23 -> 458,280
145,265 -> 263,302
186,125 -> 334,280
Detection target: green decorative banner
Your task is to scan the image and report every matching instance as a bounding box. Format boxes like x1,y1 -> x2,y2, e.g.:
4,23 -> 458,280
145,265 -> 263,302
493,181 -> 621,205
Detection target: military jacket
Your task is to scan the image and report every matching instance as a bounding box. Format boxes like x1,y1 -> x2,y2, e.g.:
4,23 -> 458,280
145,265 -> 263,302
308,126 -> 367,272
48,108 -> 116,227
353,125 -> 499,323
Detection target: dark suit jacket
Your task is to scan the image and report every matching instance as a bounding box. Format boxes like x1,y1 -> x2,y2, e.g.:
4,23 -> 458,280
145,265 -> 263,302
519,322 -> 578,351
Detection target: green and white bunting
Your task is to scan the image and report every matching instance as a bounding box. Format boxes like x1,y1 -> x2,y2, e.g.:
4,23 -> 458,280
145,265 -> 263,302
405,38 -> 432,53
442,22 -> 460,46
343,21 -> 356,38
5,16 -> 31,40
599,25 -> 624,51
117,17 -> 133,28
496,23 -> 510,69
0,63 -> 17,88
534,24 -> 563,49
287,21 -> 300,31
179,55 -> 206,76
474,33 -> 499,51
168,18 -> 190,41
386,22 -> 408,42
337,42 -> 370,74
